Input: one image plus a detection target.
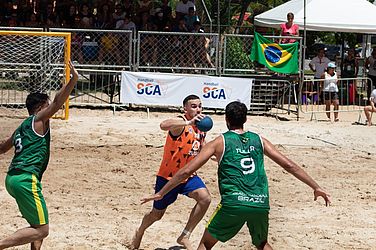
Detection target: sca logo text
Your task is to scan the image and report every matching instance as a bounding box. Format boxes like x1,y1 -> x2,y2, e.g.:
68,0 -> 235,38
136,83 -> 161,95
203,87 -> 226,99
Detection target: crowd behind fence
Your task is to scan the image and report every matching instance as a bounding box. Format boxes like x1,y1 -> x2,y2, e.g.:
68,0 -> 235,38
1,27 -> 374,120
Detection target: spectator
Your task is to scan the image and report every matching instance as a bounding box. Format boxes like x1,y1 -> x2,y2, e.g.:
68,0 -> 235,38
138,11 -> 158,66
17,1 -> 33,26
42,3 -> 57,26
116,15 -> 136,30
8,13 -> 18,27
310,48 -> 330,79
309,48 -> 331,101
78,16 -> 93,29
62,4 -> 78,28
71,32 -> 84,64
123,0 -> 134,16
176,0 -> 195,20
364,88 -> 376,126
160,0 -> 173,22
340,48 -> 359,104
79,4 -> 93,27
137,0 -> 153,15
153,9 -> 168,31
25,13 -> 41,27
191,21 -> 215,69
365,47 -> 376,100
112,4 -> 127,25
95,3 -> 113,29
184,7 -> 199,32
98,32 -> 119,64
321,62 -> 340,122
279,12 -> 299,44
45,17 -> 60,28
172,18 -> 189,32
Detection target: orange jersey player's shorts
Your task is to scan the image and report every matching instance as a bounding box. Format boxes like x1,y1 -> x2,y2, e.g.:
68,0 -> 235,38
153,175 -> 206,210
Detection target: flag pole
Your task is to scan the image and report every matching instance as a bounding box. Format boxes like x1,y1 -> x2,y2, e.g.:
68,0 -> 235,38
303,0 -> 307,63
299,0 -> 307,121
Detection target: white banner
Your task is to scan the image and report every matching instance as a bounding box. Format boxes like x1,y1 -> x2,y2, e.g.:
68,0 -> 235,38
120,71 -> 253,109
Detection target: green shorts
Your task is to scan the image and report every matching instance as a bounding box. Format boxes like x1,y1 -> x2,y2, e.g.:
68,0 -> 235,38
5,170 -> 48,226
206,204 -> 269,247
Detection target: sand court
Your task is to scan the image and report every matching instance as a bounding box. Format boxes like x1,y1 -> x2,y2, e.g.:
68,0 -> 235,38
0,108 -> 375,249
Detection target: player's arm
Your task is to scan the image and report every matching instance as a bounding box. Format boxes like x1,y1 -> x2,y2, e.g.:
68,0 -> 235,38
160,114 -> 204,136
0,135 -> 13,154
141,136 -> 222,204
262,137 -> 331,206
35,61 -> 79,123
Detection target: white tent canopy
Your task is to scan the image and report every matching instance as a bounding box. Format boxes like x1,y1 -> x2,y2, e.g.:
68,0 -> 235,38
254,0 -> 376,34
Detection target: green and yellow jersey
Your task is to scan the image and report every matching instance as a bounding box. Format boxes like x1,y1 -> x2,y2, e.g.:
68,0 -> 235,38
218,130 -> 269,209
9,115 -> 50,180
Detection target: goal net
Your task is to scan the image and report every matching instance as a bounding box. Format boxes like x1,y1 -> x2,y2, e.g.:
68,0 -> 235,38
0,30 -> 71,119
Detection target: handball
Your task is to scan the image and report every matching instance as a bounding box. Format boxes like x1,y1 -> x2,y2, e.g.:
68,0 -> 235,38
196,116 -> 213,132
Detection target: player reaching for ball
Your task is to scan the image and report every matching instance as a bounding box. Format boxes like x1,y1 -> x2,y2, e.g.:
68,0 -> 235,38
141,101 -> 331,250
130,94 -> 211,250
0,61 -> 78,250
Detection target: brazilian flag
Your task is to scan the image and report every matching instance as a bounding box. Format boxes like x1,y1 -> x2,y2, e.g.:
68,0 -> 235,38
250,32 -> 299,74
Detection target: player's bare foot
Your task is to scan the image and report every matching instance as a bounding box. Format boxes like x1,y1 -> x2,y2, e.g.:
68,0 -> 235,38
130,229 -> 143,250
177,233 -> 193,250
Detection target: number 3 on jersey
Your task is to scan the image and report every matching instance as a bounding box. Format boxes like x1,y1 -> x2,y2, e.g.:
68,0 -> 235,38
241,157 -> 255,175
15,138 -> 23,153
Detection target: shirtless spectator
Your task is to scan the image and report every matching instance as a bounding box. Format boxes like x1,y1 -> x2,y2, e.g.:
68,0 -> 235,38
191,21 -> 215,69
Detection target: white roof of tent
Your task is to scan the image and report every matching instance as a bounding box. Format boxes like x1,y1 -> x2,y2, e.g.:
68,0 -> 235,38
254,0 -> 376,34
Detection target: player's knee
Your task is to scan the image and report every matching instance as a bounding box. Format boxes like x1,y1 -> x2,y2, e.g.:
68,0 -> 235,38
149,210 -> 164,222
36,224 -> 49,238
199,192 -> 211,206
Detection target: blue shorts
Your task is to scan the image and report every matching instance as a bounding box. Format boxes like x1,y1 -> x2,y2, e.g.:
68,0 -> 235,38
153,175 -> 206,210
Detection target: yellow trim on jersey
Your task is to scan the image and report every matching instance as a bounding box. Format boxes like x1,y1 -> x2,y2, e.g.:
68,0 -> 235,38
206,203 -> 222,228
32,174 -> 46,224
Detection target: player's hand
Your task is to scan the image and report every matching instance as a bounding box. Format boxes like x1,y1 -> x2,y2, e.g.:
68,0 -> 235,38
141,193 -> 163,204
188,114 -> 205,126
314,188 -> 331,207
69,61 -> 78,80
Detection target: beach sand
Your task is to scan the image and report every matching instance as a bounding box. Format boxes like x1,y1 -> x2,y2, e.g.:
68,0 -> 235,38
0,108 -> 375,249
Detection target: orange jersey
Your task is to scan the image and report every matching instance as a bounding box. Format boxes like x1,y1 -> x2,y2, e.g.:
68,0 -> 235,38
157,117 -> 206,180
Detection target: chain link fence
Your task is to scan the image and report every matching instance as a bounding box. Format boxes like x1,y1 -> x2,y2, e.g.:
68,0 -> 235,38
137,31 -> 218,74
50,28 -> 133,70
0,28 -> 307,118
299,77 -> 370,121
